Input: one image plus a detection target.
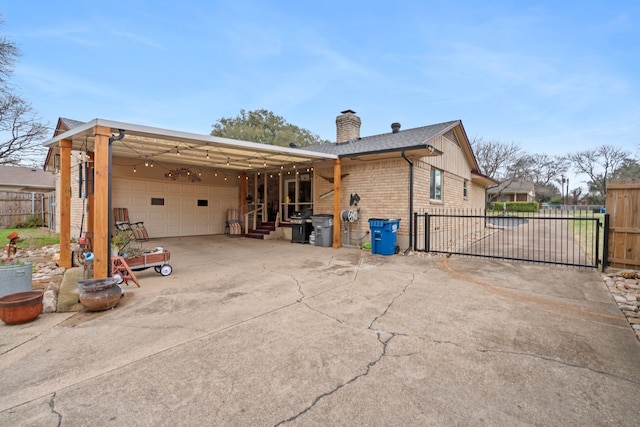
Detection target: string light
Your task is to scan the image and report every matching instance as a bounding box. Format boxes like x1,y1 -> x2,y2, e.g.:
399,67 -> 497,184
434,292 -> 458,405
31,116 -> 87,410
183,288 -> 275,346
176,147 -> 180,155
144,159 -> 149,167
206,150 -> 210,159
226,158 -> 230,166
133,165 -> 137,173
150,161 -> 154,168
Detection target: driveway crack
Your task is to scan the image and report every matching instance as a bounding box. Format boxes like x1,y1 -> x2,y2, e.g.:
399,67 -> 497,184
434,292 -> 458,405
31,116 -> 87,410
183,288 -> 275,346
273,331 -> 398,426
274,260 -> 420,425
49,392 -> 62,427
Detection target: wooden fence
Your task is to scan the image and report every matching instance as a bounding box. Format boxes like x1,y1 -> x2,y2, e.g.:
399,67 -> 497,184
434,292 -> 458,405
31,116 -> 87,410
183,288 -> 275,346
0,191 -> 51,228
606,179 -> 640,269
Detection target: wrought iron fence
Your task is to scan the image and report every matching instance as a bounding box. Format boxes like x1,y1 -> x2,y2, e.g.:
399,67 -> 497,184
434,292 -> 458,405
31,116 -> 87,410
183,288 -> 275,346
414,208 -> 607,269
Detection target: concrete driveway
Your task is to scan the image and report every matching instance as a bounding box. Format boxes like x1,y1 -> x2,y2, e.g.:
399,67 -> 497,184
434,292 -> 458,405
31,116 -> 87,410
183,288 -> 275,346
1,236 -> 639,426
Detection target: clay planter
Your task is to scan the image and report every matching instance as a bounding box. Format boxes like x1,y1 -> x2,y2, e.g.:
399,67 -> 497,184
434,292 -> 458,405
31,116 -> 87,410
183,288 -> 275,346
0,290 -> 44,325
77,278 -> 122,312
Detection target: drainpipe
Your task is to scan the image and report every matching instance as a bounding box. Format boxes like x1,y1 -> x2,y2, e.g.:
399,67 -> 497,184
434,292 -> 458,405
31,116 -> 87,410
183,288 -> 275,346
401,150 -> 413,254
108,129 -> 125,274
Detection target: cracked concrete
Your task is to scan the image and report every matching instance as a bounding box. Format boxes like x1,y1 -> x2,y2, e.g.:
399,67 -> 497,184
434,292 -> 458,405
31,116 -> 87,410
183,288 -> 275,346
1,236 -> 639,426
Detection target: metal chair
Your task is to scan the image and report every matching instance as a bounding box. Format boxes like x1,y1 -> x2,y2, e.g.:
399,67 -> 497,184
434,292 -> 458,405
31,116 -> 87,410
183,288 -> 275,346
113,208 -> 150,241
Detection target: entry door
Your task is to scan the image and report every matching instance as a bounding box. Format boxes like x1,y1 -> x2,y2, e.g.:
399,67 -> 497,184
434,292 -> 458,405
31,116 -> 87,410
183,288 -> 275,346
284,178 -> 296,221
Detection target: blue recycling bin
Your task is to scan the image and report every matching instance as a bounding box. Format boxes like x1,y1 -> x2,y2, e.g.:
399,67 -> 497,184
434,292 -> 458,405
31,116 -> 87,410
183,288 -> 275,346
368,218 -> 401,255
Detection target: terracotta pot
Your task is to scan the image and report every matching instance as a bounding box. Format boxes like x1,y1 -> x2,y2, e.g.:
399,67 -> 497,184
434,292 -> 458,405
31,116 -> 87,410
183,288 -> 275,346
77,278 -> 122,312
0,290 -> 44,325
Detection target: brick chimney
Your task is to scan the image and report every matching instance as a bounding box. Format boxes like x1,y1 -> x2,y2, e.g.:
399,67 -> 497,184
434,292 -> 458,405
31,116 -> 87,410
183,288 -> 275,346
336,109 -> 361,143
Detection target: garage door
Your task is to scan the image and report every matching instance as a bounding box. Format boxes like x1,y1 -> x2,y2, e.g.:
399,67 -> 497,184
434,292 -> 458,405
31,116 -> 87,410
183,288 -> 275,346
112,177 -> 238,238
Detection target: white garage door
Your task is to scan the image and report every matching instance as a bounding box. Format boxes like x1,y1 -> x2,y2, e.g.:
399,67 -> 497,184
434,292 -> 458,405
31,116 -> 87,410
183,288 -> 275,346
112,177 -> 238,238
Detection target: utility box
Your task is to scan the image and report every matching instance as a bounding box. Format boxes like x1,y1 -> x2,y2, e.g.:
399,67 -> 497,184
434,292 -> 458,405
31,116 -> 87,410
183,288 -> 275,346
311,214 -> 334,247
368,218 -> 401,255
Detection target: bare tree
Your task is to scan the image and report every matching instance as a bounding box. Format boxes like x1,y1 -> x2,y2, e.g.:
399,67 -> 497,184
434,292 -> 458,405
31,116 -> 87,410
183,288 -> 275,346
566,145 -> 630,201
470,137 -> 525,180
0,18 -> 48,165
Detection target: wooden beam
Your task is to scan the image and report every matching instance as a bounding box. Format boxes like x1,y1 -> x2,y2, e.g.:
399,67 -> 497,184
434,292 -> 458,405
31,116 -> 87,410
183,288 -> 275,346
332,159 -> 341,249
93,126 -> 111,278
59,139 -> 72,268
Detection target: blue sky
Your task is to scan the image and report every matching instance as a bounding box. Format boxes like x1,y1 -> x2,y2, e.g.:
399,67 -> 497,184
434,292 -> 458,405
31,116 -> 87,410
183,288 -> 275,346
2,0 -> 639,162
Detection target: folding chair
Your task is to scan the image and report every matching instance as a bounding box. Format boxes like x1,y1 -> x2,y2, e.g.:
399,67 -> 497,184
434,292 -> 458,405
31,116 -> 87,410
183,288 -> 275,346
113,208 -> 150,241
225,208 -> 242,237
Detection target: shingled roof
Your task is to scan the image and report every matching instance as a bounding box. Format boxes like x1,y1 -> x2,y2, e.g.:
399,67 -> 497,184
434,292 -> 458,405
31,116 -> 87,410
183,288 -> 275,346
304,120 -> 460,157
0,165 -> 55,192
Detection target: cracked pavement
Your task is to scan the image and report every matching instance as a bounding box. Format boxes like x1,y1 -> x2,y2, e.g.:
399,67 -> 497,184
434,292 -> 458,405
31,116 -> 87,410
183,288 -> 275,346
1,236 -> 639,426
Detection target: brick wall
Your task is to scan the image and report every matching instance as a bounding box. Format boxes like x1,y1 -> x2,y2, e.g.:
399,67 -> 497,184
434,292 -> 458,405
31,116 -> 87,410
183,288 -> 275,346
314,154 -> 488,248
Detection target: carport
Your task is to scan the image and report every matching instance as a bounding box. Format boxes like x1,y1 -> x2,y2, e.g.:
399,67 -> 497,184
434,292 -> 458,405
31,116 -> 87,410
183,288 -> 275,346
42,119 -> 338,278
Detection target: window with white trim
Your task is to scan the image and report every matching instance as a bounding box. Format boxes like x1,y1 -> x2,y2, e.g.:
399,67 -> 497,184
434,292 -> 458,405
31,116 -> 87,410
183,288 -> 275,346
430,168 -> 442,201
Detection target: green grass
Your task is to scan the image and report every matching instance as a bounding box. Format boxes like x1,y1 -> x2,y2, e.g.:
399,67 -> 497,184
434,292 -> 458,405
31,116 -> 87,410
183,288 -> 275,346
569,214 -> 605,269
1,228 -> 60,249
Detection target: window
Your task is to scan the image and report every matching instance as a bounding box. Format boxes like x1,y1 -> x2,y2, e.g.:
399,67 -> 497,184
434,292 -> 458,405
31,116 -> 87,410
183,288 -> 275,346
430,168 -> 442,201
151,198 -> 165,206
463,180 -> 468,199
197,199 -> 208,207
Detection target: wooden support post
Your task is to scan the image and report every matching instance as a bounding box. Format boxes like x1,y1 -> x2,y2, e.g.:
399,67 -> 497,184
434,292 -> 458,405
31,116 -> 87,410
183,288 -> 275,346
93,126 -> 111,279
240,172 -> 247,232
87,152 -> 95,246
59,139 -> 72,268
333,159 -> 341,249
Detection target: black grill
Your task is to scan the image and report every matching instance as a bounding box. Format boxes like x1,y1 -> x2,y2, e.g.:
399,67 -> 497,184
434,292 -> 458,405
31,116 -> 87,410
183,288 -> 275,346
291,211 -> 312,243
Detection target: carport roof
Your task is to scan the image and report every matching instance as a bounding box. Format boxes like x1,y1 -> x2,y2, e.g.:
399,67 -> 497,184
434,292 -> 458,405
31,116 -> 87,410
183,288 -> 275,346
43,118 -> 337,172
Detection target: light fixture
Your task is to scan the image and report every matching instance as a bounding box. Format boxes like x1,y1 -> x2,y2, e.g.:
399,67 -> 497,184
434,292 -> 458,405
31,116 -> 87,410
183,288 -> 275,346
214,171 -> 218,177
150,161 -> 154,168
144,159 -> 149,167
206,150 -> 210,159
133,165 -> 137,173
226,158 -> 230,166
263,161 -> 267,167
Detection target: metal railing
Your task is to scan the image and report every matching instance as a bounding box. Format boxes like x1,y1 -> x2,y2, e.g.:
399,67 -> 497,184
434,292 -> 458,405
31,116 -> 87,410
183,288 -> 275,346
414,208 -> 607,269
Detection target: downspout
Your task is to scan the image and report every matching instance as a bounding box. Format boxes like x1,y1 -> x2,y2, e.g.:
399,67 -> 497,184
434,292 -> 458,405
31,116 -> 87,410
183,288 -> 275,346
401,150 -> 413,254
108,129 -> 125,274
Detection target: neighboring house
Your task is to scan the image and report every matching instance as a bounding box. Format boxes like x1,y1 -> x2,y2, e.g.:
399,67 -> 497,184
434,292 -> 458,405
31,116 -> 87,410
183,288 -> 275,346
0,165 -> 55,193
487,180 -> 536,203
0,165 -> 55,227
42,111 -> 495,277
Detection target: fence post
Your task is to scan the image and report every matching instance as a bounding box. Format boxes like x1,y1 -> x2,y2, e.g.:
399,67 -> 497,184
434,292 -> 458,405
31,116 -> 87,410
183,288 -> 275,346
425,212 -> 430,252
413,212 -> 417,251
602,213 -> 609,270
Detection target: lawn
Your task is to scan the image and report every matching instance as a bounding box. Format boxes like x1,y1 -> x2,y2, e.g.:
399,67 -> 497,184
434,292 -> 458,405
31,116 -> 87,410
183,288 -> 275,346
1,228 -> 60,249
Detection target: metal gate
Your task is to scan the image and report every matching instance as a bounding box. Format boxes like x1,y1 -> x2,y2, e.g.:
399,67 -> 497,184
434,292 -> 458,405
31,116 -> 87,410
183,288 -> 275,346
413,208 -> 608,269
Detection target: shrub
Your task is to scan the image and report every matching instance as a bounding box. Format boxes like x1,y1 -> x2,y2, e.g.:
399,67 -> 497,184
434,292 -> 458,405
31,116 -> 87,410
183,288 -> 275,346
14,215 -> 45,228
490,202 -> 539,213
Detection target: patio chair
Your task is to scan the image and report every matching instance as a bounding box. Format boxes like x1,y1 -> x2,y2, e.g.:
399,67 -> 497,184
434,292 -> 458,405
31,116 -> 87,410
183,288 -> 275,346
225,208 -> 242,237
113,207 -> 150,241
